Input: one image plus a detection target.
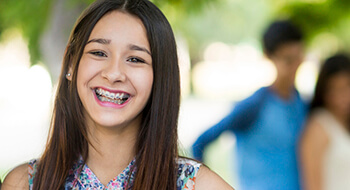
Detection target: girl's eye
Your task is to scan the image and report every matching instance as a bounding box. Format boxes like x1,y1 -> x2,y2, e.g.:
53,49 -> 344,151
89,51 -> 107,57
127,57 -> 145,64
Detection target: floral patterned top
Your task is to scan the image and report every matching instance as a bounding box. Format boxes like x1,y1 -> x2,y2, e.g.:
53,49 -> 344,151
28,157 -> 201,190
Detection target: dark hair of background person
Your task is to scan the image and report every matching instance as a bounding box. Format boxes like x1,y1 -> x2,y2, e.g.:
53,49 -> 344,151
310,54 -> 350,112
263,20 -> 303,55
33,0 -> 180,189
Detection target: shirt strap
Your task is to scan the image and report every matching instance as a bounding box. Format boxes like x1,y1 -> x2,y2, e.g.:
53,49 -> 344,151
28,159 -> 38,189
177,158 -> 202,189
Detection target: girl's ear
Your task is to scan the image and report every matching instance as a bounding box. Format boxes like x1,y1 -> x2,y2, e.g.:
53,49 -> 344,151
66,67 -> 73,81
64,44 -> 74,81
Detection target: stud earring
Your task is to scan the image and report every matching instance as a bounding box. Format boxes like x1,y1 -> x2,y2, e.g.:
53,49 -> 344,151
66,73 -> 71,77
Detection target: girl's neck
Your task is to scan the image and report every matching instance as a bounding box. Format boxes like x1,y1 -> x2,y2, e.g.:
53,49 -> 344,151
85,120 -> 139,186
87,128 -> 137,162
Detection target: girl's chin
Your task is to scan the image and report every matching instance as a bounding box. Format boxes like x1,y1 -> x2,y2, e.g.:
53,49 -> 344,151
90,117 -> 139,130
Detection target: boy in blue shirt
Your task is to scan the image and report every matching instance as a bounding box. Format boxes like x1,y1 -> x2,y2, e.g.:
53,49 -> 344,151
192,20 -> 307,190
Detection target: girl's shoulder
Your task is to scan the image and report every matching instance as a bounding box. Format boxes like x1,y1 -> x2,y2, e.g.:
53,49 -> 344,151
2,162 -> 30,189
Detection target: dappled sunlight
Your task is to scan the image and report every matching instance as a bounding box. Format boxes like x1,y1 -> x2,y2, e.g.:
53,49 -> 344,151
192,41 -> 319,101
296,60 -> 319,100
193,42 -> 276,101
0,30 -> 31,68
177,36 -> 191,98
0,33 -> 52,177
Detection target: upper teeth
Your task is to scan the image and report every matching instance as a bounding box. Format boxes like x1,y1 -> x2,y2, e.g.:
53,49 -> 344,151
95,88 -> 129,100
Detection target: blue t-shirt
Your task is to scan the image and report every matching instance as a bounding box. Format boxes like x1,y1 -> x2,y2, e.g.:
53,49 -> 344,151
192,87 -> 307,190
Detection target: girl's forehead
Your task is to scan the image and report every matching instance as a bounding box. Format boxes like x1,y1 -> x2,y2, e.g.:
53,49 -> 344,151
89,11 -> 149,46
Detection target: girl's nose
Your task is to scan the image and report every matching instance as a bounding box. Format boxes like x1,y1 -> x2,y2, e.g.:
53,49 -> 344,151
101,58 -> 126,83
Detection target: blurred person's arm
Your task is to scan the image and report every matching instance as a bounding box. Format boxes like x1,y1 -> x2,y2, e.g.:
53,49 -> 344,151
299,118 -> 329,190
192,88 -> 267,161
191,113 -> 234,161
2,163 -> 28,190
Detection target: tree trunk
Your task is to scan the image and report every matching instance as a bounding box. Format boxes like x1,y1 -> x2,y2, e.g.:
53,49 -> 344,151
40,0 -> 87,84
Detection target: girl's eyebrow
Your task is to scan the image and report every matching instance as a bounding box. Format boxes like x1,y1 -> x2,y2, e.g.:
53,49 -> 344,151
129,44 -> 151,56
86,38 -> 151,56
86,38 -> 111,45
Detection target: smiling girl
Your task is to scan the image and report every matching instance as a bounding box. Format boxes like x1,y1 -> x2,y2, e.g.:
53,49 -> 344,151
2,0 -> 233,189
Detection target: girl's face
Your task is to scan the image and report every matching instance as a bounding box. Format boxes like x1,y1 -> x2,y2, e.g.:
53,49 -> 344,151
74,11 -> 153,130
324,72 -> 350,118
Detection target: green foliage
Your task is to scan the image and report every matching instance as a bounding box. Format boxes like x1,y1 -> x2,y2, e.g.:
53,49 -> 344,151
272,0 -> 350,52
69,0 -> 95,6
0,0 -> 53,64
2,0 -> 350,65
0,0 -> 218,65
152,0 -> 221,14
161,0 -> 271,61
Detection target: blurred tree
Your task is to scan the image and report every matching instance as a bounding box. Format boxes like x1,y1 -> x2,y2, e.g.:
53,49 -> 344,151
0,0 -> 88,81
0,0 -> 53,66
269,0 -> 350,56
0,0 -> 218,82
169,0 -> 271,62
1,0 -> 350,81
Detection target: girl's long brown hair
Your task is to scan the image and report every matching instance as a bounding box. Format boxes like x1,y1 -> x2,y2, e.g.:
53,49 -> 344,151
310,54 -> 350,129
33,0 -> 180,189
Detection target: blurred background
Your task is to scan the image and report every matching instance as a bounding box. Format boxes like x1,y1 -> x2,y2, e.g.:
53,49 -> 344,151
1,0 -> 350,187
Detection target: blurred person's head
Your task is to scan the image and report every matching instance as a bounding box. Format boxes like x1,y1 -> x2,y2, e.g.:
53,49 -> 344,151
263,20 -> 304,85
311,54 -> 350,122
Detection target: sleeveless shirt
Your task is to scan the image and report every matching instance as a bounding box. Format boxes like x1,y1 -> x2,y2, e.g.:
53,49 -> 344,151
28,157 -> 201,190
313,109 -> 350,190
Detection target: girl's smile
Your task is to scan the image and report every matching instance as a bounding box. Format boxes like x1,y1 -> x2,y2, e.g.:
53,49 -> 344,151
93,87 -> 131,108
